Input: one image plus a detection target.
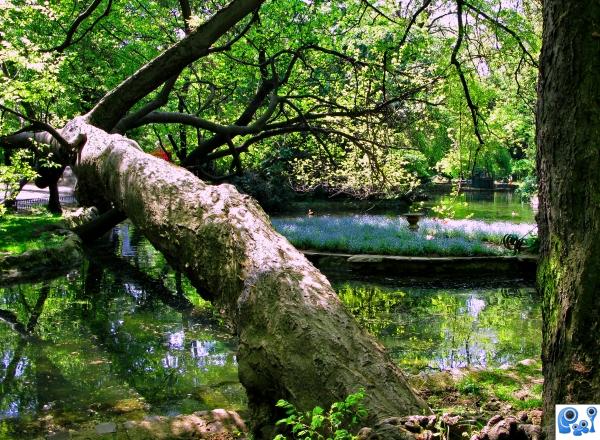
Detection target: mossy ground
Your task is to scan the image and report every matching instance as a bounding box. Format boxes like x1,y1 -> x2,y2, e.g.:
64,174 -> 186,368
409,360 -> 543,420
0,212 -> 65,255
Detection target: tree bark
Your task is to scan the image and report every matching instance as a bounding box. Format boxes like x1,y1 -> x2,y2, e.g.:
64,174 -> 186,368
536,2 -> 600,438
61,116 -> 429,437
47,179 -> 62,214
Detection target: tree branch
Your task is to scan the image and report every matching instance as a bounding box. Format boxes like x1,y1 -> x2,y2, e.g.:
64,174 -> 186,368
208,9 -> 260,54
397,0 -> 433,48
450,0 -> 485,176
131,93 -> 279,135
44,0 -> 112,53
87,0 -> 266,131
463,1 -> 538,68
112,73 -> 181,134
0,104 -> 71,150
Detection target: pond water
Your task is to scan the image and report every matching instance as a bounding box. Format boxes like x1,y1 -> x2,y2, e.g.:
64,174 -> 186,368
421,192 -> 535,223
0,223 -> 540,438
284,191 -> 535,223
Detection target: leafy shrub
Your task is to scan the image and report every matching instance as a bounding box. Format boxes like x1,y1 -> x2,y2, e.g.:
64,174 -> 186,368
274,390 -> 368,440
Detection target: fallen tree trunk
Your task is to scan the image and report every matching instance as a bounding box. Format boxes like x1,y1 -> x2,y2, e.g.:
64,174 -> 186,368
62,116 -> 430,437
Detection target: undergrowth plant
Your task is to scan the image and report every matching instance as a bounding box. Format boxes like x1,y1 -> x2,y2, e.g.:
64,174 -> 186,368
274,389 -> 368,440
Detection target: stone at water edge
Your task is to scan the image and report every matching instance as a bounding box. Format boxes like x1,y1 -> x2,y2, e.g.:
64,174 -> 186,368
95,422 -> 117,435
46,431 -> 71,440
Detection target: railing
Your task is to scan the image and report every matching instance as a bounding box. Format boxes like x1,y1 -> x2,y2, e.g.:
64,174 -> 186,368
12,195 -> 77,211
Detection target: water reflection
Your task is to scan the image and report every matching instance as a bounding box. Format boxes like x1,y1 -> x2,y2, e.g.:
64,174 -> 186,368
0,223 -> 542,438
335,281 -> 541,371
0,236 -> 245,437
422,192 -> 535,223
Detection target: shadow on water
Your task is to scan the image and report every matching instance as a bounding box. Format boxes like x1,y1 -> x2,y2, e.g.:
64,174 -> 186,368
0,222 -> 541,438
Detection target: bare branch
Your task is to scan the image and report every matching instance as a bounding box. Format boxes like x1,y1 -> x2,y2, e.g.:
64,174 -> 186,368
450,0 -> 484,176
463,1 -> 538,67
44,0 -> 112,53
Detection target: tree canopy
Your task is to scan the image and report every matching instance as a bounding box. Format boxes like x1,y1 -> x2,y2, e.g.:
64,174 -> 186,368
1,0 -> 541,205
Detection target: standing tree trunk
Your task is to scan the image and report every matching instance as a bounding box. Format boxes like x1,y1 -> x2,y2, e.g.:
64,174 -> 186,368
62,116 -> 430,438
536,2 -> 600,437
47,179 -> 62,214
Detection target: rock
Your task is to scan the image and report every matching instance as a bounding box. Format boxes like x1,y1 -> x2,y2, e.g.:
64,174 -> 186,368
416,430 -> 434,440
95,422 -> 117,435
517,359 -> 538,367
441,414 -> 461,426
46,432 -> 71,440
406,415 -> 433,428
426,415 -> 437,429
518,424 -> 542,440
63,207 -> 99,228
529,410 -> 543,425
517,411 -> 529,423
377,417 -> 403,427
441,414 -> 469,440
123,421 -> 136,430
485,415 -> 503,428
403,420 -> 422,433
483,400 -> 502,412
514,389 -> 530,400
485,417 -> 518,440
372,424 -> 418,440
472,415 -> 541,440
358,427 -> 375,440
122,409 -> 247,440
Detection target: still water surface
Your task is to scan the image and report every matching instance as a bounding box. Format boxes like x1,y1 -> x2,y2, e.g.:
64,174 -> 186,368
284,192 -> 535,223
422,192 -> 535,223
0,223 -> 540,437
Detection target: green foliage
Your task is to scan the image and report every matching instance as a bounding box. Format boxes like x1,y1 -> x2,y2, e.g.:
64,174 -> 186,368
516,174 -> 538,202
274,390 -> 368,440
336,282 -> 541,372
430,186 -> 473,220
0,213 -> 63,254
0,0 -> 542,200
0,150 -> 38,210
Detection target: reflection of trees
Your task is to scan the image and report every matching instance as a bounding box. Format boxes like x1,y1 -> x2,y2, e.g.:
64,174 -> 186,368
336,282 -> 541,371
0,245 -> 243,434
80,248 -> 240,409
0,284 -> 76,420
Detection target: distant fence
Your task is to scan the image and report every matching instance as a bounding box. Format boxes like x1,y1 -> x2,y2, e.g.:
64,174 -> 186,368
12,195 -> 77,212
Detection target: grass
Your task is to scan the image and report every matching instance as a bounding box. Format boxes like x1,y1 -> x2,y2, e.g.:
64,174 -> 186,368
0,212 -> 65,255
272,215 -> 537,257
409,359 -> 543,416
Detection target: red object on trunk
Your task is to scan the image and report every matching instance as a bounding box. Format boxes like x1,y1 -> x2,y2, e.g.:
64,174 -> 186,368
150,149 -> 171,162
